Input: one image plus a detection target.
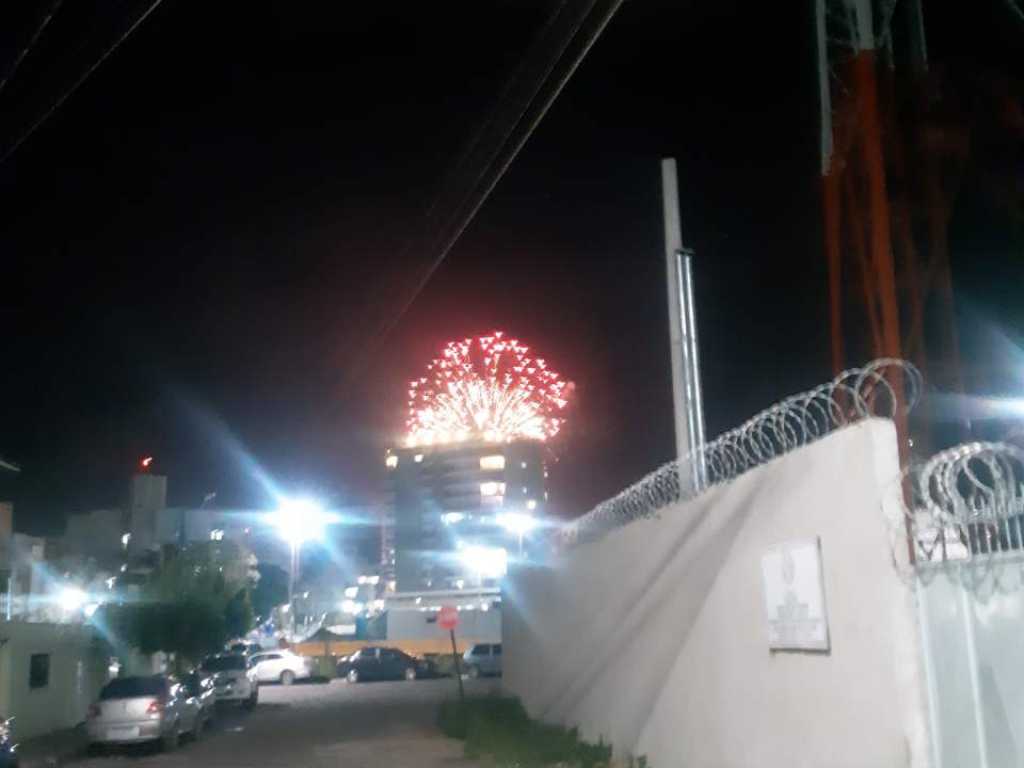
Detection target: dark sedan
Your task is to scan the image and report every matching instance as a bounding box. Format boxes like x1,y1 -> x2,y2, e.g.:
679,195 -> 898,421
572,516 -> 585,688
335,647 -> 434,683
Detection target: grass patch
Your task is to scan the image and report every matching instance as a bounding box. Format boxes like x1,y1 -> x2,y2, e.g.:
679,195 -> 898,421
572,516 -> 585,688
439,695 -> 628,767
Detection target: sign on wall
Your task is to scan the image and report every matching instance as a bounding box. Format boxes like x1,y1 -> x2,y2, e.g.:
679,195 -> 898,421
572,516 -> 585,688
761,537 -> 830,651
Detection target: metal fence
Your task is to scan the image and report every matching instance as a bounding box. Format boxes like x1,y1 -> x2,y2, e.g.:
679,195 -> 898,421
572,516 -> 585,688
563,358 -> 922,545
899,441 -> 1024,567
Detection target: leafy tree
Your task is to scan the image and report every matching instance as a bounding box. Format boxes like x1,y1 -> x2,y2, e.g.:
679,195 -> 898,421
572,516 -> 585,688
224,588 -> 254,639
101,540 -> 257,669
252,563 -> 288,621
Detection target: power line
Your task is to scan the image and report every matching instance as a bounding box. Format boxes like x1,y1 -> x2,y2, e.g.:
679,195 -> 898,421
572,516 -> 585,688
0,0 -> 165,166
0,0 -> 65,98
348,0 -> 624,381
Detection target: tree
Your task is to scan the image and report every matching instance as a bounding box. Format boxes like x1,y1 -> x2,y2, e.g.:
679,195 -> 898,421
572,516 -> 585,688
252,563 -> 288,621
101,540 -> 257,669
224,588 -> 254,639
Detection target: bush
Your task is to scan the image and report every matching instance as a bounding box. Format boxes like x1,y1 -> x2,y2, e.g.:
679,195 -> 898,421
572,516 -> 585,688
438,695 -> 615,767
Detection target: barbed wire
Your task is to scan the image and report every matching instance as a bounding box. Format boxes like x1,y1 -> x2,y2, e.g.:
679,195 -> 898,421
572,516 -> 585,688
563,358 -> 922,546
897,441 -> 1024,570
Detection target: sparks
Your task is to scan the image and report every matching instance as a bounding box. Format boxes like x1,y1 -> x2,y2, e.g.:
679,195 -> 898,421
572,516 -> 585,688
405,332 -> 571,448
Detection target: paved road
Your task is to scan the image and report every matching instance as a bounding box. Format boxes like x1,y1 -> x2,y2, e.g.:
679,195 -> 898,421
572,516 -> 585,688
71,678 -> 498,768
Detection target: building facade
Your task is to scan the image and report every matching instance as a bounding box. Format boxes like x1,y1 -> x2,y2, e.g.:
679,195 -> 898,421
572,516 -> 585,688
387,440 -> 547,592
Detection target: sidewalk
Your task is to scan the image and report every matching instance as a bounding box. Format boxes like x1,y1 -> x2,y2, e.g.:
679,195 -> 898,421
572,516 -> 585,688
16,725 -> 87,768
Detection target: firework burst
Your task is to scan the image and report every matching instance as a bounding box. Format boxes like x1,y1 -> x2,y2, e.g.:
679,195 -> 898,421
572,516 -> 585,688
405,331 -> 571,447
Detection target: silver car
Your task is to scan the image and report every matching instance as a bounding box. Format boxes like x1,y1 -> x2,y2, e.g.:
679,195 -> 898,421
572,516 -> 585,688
87,675 -> 202,751
462,643 -> 502,678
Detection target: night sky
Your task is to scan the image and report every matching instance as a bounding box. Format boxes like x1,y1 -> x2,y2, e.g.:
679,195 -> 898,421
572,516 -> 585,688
2,1 -> 1021,535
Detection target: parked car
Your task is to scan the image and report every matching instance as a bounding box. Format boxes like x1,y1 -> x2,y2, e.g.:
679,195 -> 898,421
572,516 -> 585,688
180,670 -> 217,732
228,641 -> 262,656
462,643 -> 502,678
336,646 -> 434,683
200,654 -> 258,708
86,675 -> 202,751
248,649 -> 314,685
0,717 -> 18,768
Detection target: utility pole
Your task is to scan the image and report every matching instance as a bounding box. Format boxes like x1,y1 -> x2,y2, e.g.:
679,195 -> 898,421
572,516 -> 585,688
287,541 -> 298,642
661,158 -> 707,493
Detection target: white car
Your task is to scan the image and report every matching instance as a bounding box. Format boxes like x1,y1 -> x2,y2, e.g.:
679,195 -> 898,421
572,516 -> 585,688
200,654 -> 259,707
248,650 -> 314,685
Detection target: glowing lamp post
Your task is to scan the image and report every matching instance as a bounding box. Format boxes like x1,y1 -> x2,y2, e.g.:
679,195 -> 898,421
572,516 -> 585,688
269,498 -> 332,640
497,512 -> 539,558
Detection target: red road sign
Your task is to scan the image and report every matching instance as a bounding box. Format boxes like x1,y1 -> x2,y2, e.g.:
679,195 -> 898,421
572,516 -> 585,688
438,605 -> 459,631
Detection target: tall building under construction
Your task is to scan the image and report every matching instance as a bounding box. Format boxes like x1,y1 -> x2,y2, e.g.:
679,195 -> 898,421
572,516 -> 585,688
385,440 -> 548,593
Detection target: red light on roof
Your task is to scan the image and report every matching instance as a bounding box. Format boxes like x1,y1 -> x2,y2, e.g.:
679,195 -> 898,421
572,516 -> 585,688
140,456 -> 154,469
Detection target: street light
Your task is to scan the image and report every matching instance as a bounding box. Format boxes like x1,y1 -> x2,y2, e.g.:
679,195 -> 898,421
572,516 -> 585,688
458,545 -> 508,582
496,512 -> 539,557
59,586 -> 87,612
268,497 -> 333,640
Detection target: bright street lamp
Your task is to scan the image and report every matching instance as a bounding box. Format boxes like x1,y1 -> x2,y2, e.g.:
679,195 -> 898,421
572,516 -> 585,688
496,512 -> 539,557
268,497 -> 333,639
59,586 -> 88,613
459,545 -> 508,582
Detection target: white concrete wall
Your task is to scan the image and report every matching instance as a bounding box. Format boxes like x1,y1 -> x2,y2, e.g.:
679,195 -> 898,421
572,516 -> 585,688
0,621 -> 107,739
505,420 -> 930,768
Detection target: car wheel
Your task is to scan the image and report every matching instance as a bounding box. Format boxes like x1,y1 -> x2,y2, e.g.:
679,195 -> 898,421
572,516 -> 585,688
404,666 -> 417,681
347,669 -> 360,684
280,670 -> 295,686
162,722 -> 180,752
467,665 -> 480,680
244,688 -> 258,709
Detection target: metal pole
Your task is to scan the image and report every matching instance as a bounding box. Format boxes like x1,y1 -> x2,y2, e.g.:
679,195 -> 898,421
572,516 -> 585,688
288,542 -> 298,641
450,628 -> 465,703
678,249 -> 707,489
661,158 -> 706,494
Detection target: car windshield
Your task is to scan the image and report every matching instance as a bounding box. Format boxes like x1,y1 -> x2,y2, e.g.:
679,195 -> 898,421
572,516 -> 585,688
201,655 -> 246,672
100,677 -> 166,700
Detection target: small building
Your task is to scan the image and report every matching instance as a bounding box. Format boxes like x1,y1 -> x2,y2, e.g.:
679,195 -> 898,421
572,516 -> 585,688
0,621 -> 107,739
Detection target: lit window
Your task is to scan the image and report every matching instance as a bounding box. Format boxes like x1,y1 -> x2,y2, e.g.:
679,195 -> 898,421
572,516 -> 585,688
480,481 -> 506,497
526,499 -> 537,510
120,532 -> 131,549
344,586 -> 359,598
385,454 -> 398,469
210,529 -> 225,541
480,455 -> 505,471
442,512 -> 466,525
521,461 -> 527,469
414,454 -> 424,463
